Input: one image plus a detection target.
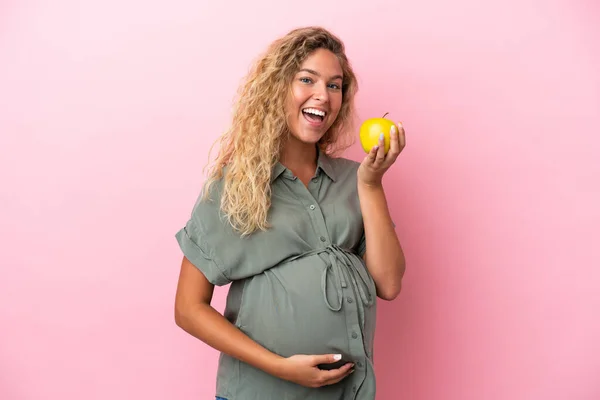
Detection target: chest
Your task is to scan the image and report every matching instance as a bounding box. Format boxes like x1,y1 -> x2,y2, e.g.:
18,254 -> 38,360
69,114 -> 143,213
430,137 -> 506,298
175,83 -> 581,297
267,176 -> 364,251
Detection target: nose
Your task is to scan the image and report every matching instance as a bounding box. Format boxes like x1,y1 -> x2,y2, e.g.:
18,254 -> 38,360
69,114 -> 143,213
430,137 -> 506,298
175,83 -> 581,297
312,82 -> 329,103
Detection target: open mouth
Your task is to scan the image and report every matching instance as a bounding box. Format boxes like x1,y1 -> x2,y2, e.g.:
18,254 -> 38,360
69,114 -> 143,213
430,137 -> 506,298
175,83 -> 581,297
302,108 -> 326,123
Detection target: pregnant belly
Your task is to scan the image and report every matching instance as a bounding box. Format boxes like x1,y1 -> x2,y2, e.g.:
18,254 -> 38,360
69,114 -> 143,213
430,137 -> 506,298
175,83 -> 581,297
236,256 -> 353,359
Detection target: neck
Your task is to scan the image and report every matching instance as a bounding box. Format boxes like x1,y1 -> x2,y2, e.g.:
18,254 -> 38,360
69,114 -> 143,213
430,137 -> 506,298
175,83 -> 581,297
279,137 -> 318,183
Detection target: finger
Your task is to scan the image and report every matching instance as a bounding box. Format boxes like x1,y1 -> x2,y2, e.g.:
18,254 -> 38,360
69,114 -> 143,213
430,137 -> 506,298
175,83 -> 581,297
397,121 -> 406,149
324,369 -> 355,386
319,363 -> 354,385
387,124 -> 400,159
374,133 -> 386,165
365,144 -> 378,164
311,354 -> 343,366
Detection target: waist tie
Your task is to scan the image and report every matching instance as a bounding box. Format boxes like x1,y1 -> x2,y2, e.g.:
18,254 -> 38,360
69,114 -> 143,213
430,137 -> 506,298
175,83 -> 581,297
286,244 -> 374,312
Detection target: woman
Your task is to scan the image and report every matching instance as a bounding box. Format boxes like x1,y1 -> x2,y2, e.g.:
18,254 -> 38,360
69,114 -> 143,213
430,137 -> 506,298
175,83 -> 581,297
174,26 -> 406,400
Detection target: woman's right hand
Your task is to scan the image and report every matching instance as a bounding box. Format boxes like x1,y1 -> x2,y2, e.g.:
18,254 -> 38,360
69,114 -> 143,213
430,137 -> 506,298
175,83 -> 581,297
277,354 -> 355,388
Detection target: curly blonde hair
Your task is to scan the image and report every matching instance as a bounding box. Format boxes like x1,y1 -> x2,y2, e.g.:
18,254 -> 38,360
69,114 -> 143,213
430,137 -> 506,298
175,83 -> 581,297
202,26 -> 358,236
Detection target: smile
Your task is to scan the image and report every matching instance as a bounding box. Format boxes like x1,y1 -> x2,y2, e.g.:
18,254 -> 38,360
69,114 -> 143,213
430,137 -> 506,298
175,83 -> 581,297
302,108 -> 327,124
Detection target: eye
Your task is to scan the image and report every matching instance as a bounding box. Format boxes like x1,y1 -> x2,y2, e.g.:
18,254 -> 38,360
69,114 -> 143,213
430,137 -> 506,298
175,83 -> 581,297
328,83 -> 341,90
299,77 -> 313,84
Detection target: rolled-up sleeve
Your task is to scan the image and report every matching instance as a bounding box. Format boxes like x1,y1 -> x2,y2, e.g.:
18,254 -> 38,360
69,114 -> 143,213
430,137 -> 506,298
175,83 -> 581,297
175,219 -> 231,286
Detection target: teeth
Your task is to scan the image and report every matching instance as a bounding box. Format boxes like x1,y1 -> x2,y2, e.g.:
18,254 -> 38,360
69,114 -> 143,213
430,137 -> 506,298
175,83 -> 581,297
303,108 -> 326,117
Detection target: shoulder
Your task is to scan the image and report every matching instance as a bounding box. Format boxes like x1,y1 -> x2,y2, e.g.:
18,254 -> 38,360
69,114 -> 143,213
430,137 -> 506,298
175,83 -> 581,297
329,155 -> 361,168
193,165 -> 231,210
326,155 -> 361,182
188,175 -> 228,231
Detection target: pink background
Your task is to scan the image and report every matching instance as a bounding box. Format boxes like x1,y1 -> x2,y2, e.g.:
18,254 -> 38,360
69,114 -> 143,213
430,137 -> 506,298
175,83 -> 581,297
1,0 -> 599,399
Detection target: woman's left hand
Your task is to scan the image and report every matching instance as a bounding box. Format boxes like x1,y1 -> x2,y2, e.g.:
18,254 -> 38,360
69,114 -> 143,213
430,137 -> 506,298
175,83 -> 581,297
357,122 -> 406,187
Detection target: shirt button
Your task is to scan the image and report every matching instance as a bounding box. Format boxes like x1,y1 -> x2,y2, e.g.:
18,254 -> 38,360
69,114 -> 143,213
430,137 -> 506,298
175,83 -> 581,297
320,236 -> 326,242
347,297 -> 353,303
352,385 -> 357,392
309,205 -> 316,210
357,361 -> 363,368
352,331 -> 358,339
312,177 -> 318,182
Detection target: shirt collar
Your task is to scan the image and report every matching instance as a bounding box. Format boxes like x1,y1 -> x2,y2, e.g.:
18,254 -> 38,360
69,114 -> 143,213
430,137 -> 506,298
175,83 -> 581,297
271,162 -> 287,183
271,145 -> 337,183
316,146 -> 337,182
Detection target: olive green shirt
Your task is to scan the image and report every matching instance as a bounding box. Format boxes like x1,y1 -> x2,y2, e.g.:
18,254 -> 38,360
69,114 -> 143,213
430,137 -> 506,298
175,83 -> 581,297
175,150 -> 378,400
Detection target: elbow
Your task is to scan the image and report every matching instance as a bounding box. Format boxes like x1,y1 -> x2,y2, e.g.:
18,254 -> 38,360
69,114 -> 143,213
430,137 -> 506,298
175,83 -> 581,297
376,262 -> 405,301
174,302 -> 190,329
377,282 -> 402,301
174,300 -> 208,331
174,306 -> 184,328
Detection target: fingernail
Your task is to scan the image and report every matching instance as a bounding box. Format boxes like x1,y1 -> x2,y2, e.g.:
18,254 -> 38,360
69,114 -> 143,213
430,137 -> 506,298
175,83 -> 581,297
379,133 -> 384,140
391,125 -> 396,134
398,121 -> 403,127
372,145 -> 379,151
350,369 -> 355,374
333,354 -> 342,361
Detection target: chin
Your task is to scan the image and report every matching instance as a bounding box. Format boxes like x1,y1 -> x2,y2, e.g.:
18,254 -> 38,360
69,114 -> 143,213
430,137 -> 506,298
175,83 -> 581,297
295,124 -> 332,144
290,130 -> 326,146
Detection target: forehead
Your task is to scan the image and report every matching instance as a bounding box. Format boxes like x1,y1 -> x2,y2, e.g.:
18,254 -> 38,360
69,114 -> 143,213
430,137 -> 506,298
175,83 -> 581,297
298,48 -> 343,77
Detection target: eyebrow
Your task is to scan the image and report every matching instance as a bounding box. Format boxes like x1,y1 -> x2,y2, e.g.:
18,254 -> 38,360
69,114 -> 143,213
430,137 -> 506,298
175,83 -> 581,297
298,68 -> 343,81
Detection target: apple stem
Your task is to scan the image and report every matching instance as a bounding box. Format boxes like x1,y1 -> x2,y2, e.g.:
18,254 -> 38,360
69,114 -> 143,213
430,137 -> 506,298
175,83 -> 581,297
382,112 -> 389,118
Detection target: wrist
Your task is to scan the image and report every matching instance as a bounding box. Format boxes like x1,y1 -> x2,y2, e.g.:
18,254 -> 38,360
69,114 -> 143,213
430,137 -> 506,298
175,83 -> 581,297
265,353 -> 288,379
358,179 -> 384,192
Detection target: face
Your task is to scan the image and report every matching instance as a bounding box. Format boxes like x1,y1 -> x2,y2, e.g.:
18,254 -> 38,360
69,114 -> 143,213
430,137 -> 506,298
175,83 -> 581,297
285,48 -> 344,146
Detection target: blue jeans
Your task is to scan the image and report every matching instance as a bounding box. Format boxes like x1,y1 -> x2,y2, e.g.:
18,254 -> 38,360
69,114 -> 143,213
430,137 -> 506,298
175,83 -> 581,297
216,397 -> 228,400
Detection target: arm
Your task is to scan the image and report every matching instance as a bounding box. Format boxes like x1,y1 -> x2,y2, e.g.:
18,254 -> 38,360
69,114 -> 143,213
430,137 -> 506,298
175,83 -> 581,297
173,256 -> 354,387
358,183 -> 405,300
357,122 -> 407,301
174,256 -> 283,374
